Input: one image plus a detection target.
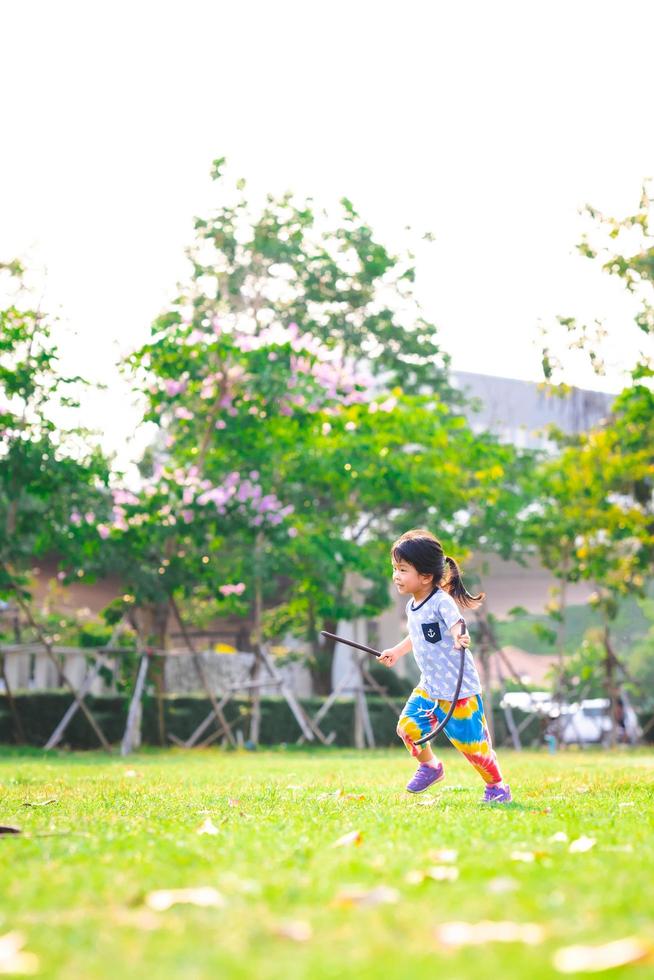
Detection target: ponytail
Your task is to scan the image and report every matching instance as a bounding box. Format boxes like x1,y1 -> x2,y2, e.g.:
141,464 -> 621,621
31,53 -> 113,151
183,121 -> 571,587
442,556 -> 486,609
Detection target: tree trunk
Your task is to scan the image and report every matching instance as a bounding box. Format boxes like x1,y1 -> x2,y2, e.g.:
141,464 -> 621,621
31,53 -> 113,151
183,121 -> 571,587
309,614 -> 336,696
139,602 -> 170,746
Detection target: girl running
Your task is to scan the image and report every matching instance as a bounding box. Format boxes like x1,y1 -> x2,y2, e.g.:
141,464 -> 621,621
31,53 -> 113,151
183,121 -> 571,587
379,528 -> 512,803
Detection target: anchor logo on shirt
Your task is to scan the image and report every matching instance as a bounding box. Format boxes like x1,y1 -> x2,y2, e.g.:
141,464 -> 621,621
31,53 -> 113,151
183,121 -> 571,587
421,622 -> 442,643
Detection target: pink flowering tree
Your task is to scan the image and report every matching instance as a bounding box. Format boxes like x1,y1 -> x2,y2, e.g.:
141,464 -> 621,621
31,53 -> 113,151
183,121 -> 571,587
109,163 -> 529,693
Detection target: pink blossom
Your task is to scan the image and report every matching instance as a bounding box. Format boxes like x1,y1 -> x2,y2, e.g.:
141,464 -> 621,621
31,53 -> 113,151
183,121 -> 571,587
212,317 -> 222,335
378,395 -> 397,413
70,511 -> 82,526
85,512 -> 95,524
182,510 -> 194,524
174,406 -> 194,420
164,379 -> 187,397
215,419 -> 227,430
113,489 -> 139,506
345,421 -> 357,431
249,471 -> 259,480
182,487 -> 195,505
97,524 -> 110,539
287,526 -> 299,538
57,570 -> 66,581
219,582 -> 247,597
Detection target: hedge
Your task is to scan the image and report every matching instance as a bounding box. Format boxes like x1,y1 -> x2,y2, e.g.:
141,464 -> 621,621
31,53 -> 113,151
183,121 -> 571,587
1,691 -> 651,749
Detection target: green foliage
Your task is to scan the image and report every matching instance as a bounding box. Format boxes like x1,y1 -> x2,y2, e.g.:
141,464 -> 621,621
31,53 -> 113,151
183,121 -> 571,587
0,263 -> 110,601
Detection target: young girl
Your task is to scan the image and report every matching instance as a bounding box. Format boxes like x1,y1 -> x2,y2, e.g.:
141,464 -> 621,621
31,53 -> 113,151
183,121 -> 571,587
379,528 -> 512,803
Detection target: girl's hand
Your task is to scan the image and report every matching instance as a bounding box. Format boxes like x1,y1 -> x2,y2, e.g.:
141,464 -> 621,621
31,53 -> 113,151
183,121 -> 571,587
379,648 -> 402,668
453,628 -> 471,650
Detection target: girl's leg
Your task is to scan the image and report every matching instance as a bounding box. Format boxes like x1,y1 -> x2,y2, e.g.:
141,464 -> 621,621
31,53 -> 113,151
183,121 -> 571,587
397,687 -> 441,763
436,694 -> 504,785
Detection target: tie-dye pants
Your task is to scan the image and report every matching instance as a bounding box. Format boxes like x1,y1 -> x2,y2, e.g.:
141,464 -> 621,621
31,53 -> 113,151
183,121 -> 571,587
397,686 -> 503,785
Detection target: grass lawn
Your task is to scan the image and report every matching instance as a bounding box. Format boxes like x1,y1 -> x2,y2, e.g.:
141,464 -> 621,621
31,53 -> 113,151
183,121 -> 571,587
1,747 -> 653,979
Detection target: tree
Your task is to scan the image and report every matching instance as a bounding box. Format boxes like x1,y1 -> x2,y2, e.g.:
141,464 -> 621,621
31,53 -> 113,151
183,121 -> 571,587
0,262 -> 109,603
533,183 -> 654,736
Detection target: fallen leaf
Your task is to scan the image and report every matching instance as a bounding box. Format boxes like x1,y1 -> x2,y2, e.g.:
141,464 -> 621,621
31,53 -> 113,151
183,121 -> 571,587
333,885 -> 399,908
0,826 -> 21,836
331,830 -> 362,848
569,836 -> 596,854
510,850 -> 535,863
487,876 -> 519,895
618,802 -> 635,809
23,799 -> 57,808
273,920 -> 313,942
197,818 -> 220,837
145,887 -> 225,912
429,849 -> 458,863
553,937 -> 652,973
435,920 -> 545,947
124,770 -> 141,778
228,798 -> 241,807
415,797 -> 436,807
549,832 -> 569,843
0,932 -> 39,975
405,865 -> 459,885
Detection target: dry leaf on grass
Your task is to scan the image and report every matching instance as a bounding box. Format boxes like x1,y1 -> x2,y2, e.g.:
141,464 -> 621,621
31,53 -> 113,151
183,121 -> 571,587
0,932 -> 39,975
339,791 -> 366,802
549,832 -> 569,843
273,920 -> 313,942
435,920 -> 545,947
405,865 -> 459,885
197,818 -> 220,836
510,850 -> 536,863
23,799 -> 57,808
333,885 -> 399,908
124,770 -> 141,778
0,826 -> 21,836
429,849 -> 458,863
487,877 -> 518,895
618,802 -> 635,809
145,887 -> 225,912
569,836 -> 596,854
331,830 -> 362,848
553,937 -> 652,973
227,798 -> 241,807
415,797 -> 436,807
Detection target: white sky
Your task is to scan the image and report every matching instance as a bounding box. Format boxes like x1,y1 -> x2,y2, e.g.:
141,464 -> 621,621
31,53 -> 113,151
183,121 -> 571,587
1,0 -> 652,467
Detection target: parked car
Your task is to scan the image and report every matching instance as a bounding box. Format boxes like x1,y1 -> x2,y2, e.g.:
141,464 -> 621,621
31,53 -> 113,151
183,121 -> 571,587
548,693 -> 642,746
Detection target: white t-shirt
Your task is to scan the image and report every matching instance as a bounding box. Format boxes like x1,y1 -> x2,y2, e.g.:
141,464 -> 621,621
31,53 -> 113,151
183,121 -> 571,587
405,587 -> 482,701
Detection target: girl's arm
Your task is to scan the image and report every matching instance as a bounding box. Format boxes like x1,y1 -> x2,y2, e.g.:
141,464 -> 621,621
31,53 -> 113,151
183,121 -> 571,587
378,635 -> 411,667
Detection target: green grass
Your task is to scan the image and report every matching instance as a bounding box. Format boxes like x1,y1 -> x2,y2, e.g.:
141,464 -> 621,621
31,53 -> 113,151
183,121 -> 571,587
1,747 -> 653,979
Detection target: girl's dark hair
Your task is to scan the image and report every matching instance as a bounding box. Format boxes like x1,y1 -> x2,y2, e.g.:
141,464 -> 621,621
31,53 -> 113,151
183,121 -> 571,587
391,528 -> 486,609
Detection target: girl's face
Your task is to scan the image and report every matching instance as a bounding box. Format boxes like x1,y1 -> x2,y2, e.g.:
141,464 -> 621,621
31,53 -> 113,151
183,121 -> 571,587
391,557 -> 435,597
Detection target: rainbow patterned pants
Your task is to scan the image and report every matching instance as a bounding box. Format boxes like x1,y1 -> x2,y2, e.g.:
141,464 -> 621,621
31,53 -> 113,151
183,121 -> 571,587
397,686 -> 503,784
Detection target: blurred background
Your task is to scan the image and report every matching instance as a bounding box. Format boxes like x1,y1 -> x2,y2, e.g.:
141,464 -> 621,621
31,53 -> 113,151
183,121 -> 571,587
1,0 -> 652,752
